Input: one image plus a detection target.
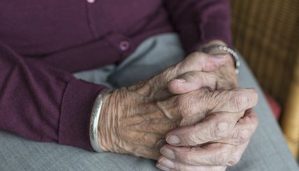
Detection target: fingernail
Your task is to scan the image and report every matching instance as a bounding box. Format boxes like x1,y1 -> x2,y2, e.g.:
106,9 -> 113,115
156,164 -> 170,171
227,160 -> 235,166
175,79 -> 186,83
159,157 -> 175,169
160,147 -> 175,160
166,135 -> 180,145
217,122 -> 229,131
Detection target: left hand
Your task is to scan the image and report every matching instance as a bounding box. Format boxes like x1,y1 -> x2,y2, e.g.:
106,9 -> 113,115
168,44 -> 237,95
167,42 -> 240,127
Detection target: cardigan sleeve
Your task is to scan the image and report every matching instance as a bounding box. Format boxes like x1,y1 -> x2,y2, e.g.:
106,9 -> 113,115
163,0 -> 233,53
0,41 -> 105,151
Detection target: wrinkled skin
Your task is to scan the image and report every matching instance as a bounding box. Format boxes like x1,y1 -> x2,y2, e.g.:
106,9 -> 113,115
98,50 -> 258,171
155,43 -> 259,171
157,109 -> 258,171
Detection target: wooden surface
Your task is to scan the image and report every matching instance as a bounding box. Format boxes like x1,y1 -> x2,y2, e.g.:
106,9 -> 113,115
231,0 -> 299,158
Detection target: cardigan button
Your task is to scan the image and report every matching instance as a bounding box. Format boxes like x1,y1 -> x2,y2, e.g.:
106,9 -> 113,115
119,41 -> 130,51
87,0 -> 95,3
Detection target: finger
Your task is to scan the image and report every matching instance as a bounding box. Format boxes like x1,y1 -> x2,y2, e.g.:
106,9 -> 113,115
177,52 -> 229,73
216,110 -> 258,145
226,141 -> 249,166
158,88 -> 258,127
178,88 -> 258,120
134,52 -> 228,99
157,157 -> 226,171
160,143 -> 235,166
168,66 -> 237,95
168,71 -> 218,94
166,112 -> 243,146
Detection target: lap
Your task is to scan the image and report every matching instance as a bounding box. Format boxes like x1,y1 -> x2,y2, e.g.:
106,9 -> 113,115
0,132 -> 158,171
0,33 -> 297,171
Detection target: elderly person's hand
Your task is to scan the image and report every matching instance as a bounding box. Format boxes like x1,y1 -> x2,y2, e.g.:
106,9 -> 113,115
168,41 -> 237,95
157,105 -> 258,171
98,52 -> 258,162
98,52 -> 227,158
100,87 -> 257,160
156,42 -> 259,171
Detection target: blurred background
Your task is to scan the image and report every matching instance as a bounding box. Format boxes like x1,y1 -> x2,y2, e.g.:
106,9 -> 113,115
230,0 -> 299,162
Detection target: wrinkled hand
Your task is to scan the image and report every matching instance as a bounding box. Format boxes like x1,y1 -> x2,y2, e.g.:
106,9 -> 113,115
98,52 -> 256,159
158,83 -> 258,171
157,109 -> 258,171
99,86 -> 257,160
168,44 -> 237,95
168,53 -> 237,95
156,45 -> 259,171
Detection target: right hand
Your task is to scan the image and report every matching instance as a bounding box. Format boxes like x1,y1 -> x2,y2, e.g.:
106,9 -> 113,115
98,52 -> 258,160
157,108 -> 258,171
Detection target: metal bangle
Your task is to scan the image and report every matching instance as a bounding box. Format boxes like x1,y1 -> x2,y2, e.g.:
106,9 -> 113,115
202,45 -> 241,74
217,46 -> 241,74
89,89 -> 111,152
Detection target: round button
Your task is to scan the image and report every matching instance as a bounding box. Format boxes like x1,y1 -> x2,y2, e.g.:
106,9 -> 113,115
87,0 -> 95,3
119,41 -> 130,51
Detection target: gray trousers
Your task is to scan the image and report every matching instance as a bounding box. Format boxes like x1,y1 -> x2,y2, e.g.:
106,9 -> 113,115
0,34 -> 298,171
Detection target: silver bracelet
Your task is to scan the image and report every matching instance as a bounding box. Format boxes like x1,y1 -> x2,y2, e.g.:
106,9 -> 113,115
89,89 -> 111,152
217,46 -> 240,74
202,45 -> 241,74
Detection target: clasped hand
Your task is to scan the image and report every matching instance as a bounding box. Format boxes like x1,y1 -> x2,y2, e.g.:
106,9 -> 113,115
98,52 -> 258,171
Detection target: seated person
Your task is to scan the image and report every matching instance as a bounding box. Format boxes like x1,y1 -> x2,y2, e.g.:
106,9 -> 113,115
0,0 -> 297,170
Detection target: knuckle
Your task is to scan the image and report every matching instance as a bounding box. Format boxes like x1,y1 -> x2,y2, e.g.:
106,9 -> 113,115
210,116 -> 231,139
231,93 -> 248,112
235,129 -> 250,145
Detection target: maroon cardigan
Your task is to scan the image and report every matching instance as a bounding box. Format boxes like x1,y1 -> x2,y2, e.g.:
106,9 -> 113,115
0,0 -> 232,151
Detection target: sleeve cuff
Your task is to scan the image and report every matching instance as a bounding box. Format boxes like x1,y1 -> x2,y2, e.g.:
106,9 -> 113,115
58,78 -> 105,150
